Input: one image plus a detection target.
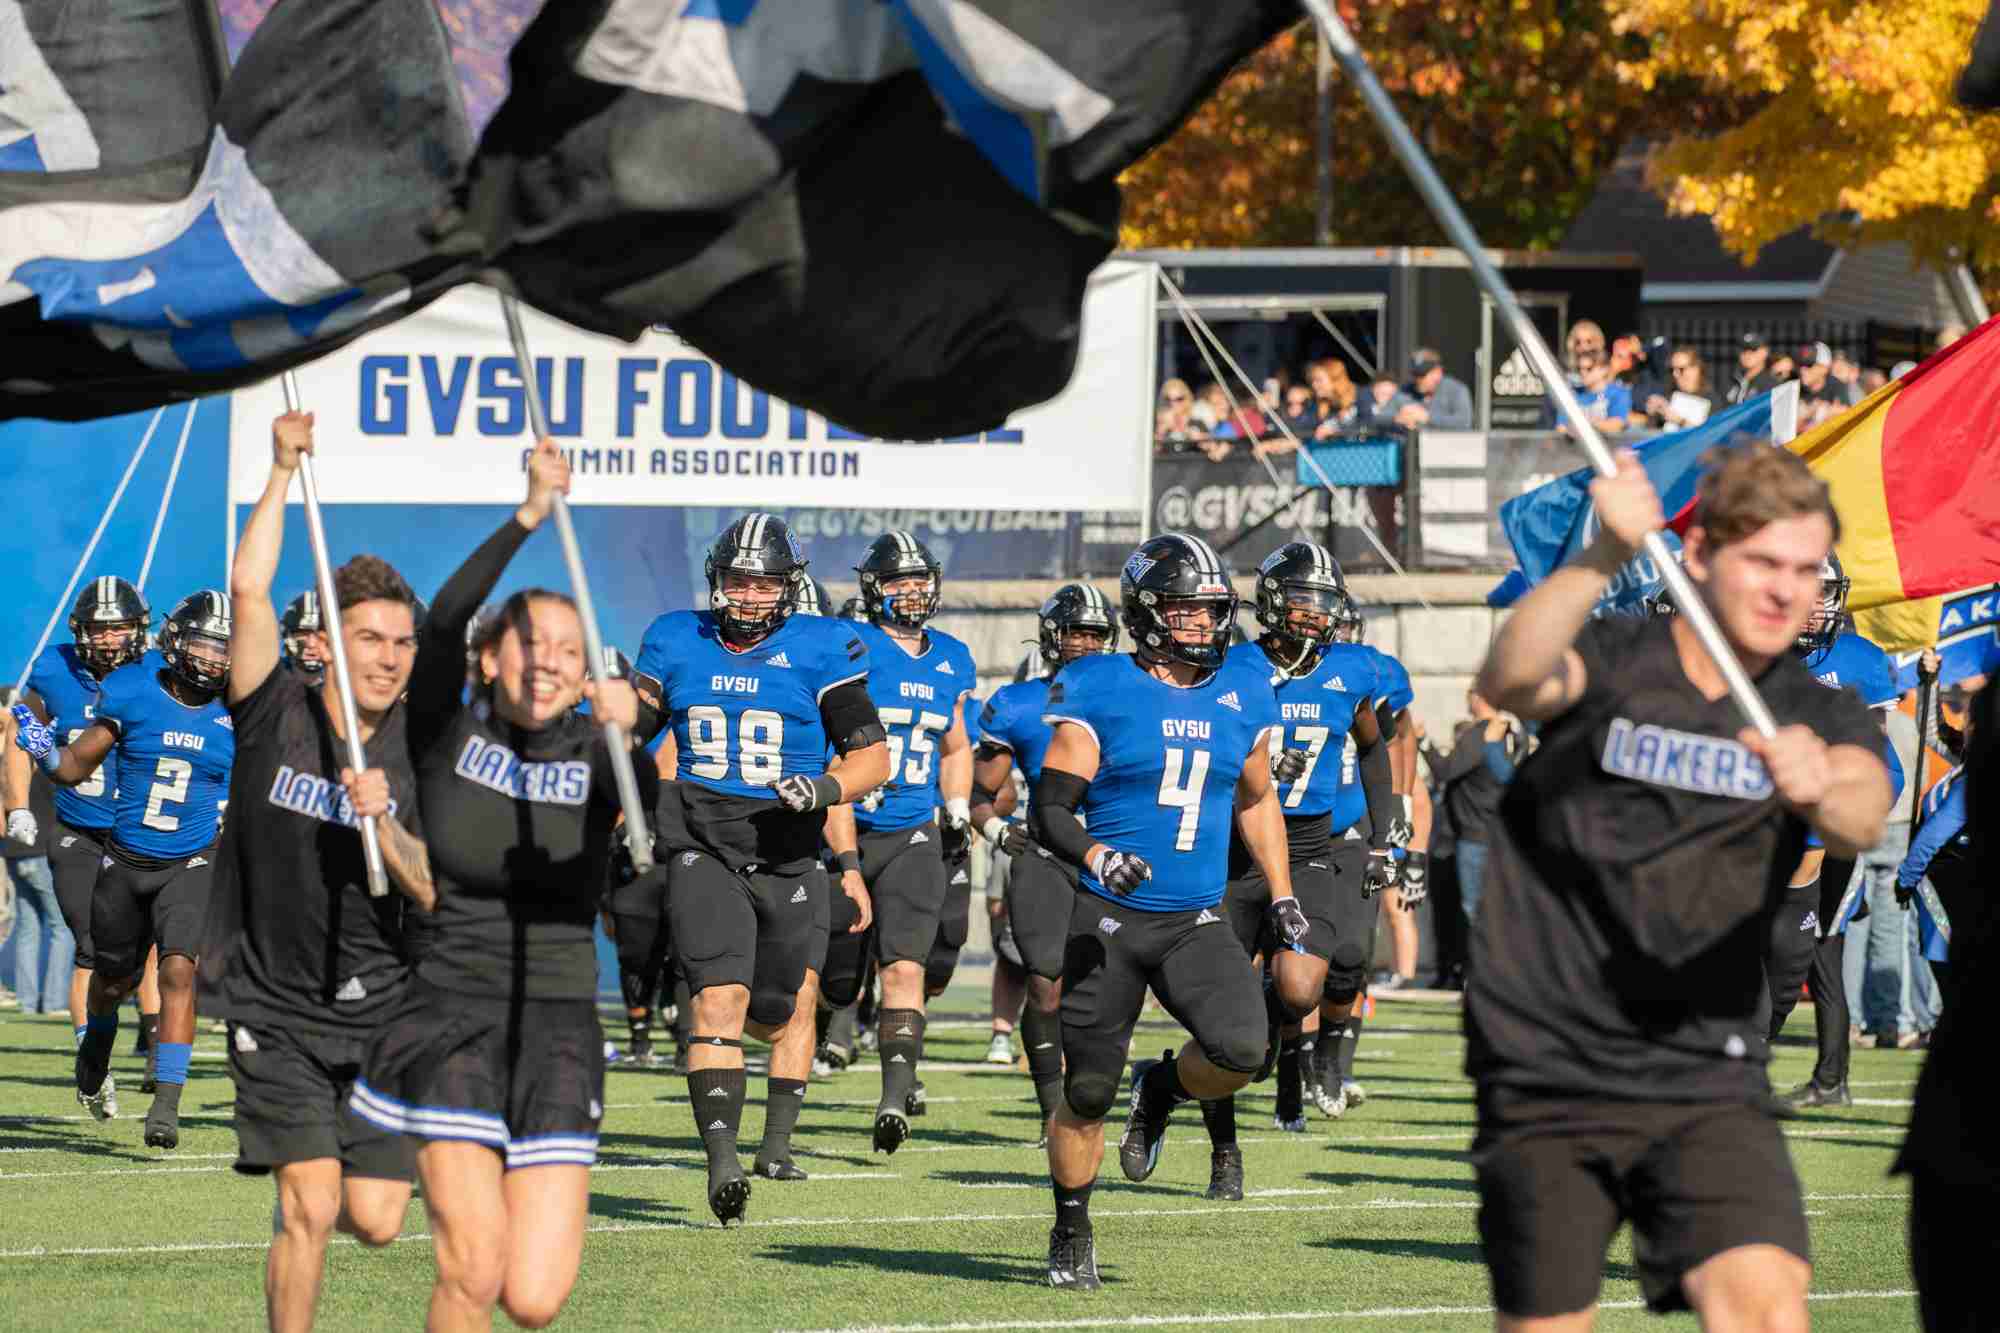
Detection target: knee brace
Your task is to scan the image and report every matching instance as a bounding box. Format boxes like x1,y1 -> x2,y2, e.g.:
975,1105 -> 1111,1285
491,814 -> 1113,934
1207,1026 -> 1270,1077
1061,1034 -> 1125,1121
747,986 -> 798,1031
924,940 -> 961,998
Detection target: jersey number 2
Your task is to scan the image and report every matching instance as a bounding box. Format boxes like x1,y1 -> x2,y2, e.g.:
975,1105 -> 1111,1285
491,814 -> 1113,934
142,757 -> 193,832
1157,747 -> 1211,851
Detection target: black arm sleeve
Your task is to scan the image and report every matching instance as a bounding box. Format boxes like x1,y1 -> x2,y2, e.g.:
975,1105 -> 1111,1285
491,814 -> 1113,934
1356,729 -> 1398,849
630,673 -> 667,746
1032,768 -> 1096,871
819,679 -> 885,756
406,517 -> 531,759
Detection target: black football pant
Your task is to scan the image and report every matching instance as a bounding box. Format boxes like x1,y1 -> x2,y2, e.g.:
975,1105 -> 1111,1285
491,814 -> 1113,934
1760,861 -> 1854,1090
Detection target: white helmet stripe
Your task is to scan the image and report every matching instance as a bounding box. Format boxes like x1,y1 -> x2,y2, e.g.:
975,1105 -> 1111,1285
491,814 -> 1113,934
1175,532 -> 1223,575
97,575 -> 114,609
743,512 -> 769,552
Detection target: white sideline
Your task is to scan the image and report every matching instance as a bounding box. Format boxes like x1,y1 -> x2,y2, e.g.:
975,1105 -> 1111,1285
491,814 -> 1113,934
784,1290 -> 1918,1333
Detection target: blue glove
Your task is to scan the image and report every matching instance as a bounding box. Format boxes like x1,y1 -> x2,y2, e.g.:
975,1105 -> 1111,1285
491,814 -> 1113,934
10,703 -> 57,773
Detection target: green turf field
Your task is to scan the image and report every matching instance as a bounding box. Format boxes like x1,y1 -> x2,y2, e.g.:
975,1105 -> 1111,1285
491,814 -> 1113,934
0,982 -> 1923,1331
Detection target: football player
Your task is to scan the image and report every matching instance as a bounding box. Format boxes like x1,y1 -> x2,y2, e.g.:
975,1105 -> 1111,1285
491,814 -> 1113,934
280,590 -> 328,683
1032,534 -> 1295,1290
846,531 -> 978,1153
16,590 -> 237,1147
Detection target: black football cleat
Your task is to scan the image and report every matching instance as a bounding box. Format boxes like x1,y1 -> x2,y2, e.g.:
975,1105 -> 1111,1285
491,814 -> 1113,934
1117,1052 -> 1175,1183
1204,1146 -> 1244,1201
755,1157 -> 808,1182
1047,1226 -> 1101,1291
708,1169 -> 751,1225
873,1106 -> 911,1155
904,1081 -> 928,1118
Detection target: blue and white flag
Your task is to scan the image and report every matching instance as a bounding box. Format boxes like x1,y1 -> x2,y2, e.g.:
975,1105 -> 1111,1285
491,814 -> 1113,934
1887,584 -> 2000,692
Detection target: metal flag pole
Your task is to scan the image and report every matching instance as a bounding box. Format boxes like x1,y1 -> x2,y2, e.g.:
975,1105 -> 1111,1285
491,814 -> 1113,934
280,373 -> 391,898
497,292 -> 656,873
1301,0 -> 1779,737
137,401 -> 199,594
14,407 -> 167,697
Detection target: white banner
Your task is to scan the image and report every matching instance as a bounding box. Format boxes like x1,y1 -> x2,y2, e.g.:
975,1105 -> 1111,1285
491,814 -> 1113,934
230,261 -> 1157,511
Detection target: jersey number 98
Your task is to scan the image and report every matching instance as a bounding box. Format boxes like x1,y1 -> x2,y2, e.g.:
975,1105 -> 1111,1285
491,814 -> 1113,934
686,705 -> 785,784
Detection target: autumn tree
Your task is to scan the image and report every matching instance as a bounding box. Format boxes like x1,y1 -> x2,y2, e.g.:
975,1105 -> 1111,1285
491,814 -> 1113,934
1610,0 -> 2000,284
1118,0 -> 1699,251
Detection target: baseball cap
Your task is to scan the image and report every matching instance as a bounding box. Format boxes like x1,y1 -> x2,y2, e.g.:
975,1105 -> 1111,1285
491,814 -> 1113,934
1795,340 -> 1832,368
1410,352 -> 1442,376
1740,331 -> 1768,350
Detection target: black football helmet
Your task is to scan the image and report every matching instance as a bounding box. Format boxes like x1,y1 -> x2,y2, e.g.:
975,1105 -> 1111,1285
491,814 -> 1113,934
838,596 -> 870,623
1253,542 -> 1349,673
160,590 -> 232,695
856,531 -> 942,629
281,590 -> 326,681
1329,589 -> 1366,645
705,512 -> 807,642
69,576 -> 150,676
1120,533 -> 1238,670
1798,551 -> 1849,653
793,578 -> 833,618
1036,584 -> 1119,667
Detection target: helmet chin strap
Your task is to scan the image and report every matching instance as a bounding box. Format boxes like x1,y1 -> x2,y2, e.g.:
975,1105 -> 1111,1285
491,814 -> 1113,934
1266,631 -> 1316,677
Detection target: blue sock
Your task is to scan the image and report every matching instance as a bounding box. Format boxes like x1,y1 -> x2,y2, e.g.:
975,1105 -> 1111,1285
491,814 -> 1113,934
154,1042 -> 192,1087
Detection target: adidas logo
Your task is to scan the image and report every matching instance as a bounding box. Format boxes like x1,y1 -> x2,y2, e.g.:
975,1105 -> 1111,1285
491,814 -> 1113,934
233,1026 -> 259,1054
1324,676 -> 1346,691
1033,1042 -> 1054,1050
60,836 -> 76,849
767,651 -> 792,668
790,885 -> 809,904
1195,909 -> 1220,925
708,1087 -> 729,1098
909,830 -> 929,845
890,1053 -> 908,1063
1492,346 -> 1544,397
1800,911 -> 1819,933
707,1120 -> 728,1131
186,855 -> 208,868
1308,862 -> 1329,870
937,661 -> 955,674
334,976 -> 367,1002
895,1024 -> 916,1037
951,869 -> 968,885
1217,691 -> 1242,712
589,1100 -> 602,1119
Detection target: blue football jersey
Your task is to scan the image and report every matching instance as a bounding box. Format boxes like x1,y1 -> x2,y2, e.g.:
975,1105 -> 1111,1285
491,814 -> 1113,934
94,662 -> 235,857
636,610 -> 868,801
1045,652 -> 1279,913
26,643 -> 119,831
979,678 -> 1059,790
1805,632 -> 1900,709
1362,646 -> 1415,713
1227,641 -> 1373,824
852,623 -> 977,832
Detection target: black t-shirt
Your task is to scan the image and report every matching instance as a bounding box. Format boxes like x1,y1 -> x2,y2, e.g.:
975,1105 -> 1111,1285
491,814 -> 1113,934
403,517 -> 659,1003
1464,616 -> 1881,1102
207,668 -> 420,1033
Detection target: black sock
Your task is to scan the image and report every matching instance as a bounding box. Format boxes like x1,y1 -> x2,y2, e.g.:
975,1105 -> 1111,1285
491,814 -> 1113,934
628,1010 -> 653,1046
878,1008 -> 925,1112
1337,1015 -> 1364,1082
78,1013 -> 118,1090
1313,1028 -> 1338,1089
1299,1036 -> 1318,1084
147,1079 -> 185,1120
758,1078 -> 807,1166
1021,1005 -> 1065,1124
1275,1033 -> 1304,1121
136,1011 -> 158,1055
826,1003 -> 857,1051
1053,1178 -> 1094,1234
687,1066 -> 748,1178
1143,1052 -> 1194,1114
1199,1096 -> 1237,1149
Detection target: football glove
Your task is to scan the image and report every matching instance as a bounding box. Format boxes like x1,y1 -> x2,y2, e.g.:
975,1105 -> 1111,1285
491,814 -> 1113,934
775,773 -> 844,813
5,809 -> 37,846
1396,851 -> 1430,908
940,814 -> 971,861
1090,848 -> 1152,895
858,784 -> 886,815
1272,747 -> 1312,784
980,815 -> 1032,858
1385,815 -> 1415,850
10,704 -> 56,772
1269,897 -> 1311,954
1362,847 -> 1401,899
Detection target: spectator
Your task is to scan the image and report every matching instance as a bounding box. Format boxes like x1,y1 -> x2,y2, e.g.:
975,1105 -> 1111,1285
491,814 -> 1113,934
1768,349 -> 1797,383
1364,374 -> 1414,428
1843,693 -> 1936,1048
1279,383 -> 1318,438
1306,358 -> 1360,435
1831,348 -> 1866,406
1554,345 -> 1631,435
1191,381 -> 1229,432
1728,330 -> 1781,403
1937,321 -> 1968,350
1154,378 -> 1209,453
1563,320 -> 1607,383
1,695 -> 70,1022
1796,341 -> 1848,427
1424,693 -> 1520,929
1642,344 -> 1719,429
1612,334 -> 1669,429
1861,366 -> 1891,395
1402,347 -> 1475,429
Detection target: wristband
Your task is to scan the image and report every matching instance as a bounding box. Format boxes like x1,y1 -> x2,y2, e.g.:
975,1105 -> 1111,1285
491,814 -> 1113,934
1399,793 -> 1414,822
945,796 -> 971,827
36,747 -> 61,776
834,849 -> 861,875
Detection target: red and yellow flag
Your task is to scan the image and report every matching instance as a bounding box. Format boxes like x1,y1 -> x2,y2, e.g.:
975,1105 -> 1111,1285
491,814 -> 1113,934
1786,315 -> 2000,652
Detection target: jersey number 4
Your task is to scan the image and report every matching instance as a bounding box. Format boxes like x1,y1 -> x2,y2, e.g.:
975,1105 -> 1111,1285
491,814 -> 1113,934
142,757 -> 193,832
1157,747 -> 1211,851
879,706 -> 950,787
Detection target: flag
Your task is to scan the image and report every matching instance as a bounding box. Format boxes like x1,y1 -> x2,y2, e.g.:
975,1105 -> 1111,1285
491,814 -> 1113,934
1495,393 -> 1786,615
5,0 -> 1291,440
1883,585 -> 2000,693
1786,316 -> 2000,653
1,0 -> 476,421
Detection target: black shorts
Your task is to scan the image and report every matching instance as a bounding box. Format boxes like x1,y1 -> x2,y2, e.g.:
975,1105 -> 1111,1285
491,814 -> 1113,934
1222,852 -> 1339,965
351,981 -> 604,1171
48,822 -> 107,970
1007,849 -> 1078,982
806,864 -> 832,976
1322,836 -> 1377,996
231,1022 -> 414,1180
666,848 -> 817,1028
1472,1088 -> 1809,1317
859,821 -> 947,967
92,843 -> 215,979
1059,891 -> 1267,1117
